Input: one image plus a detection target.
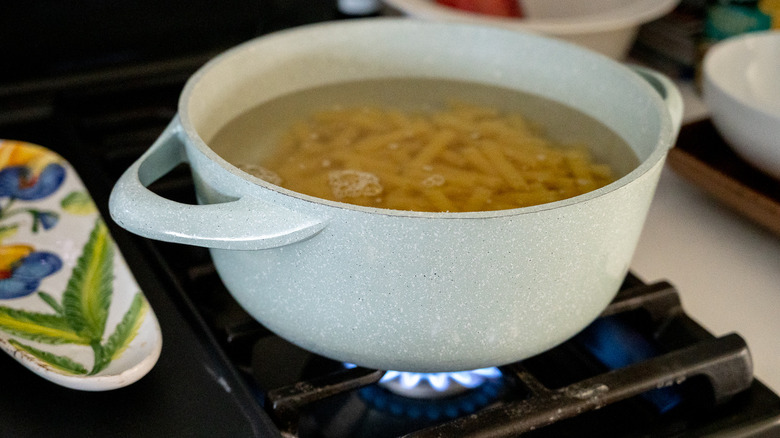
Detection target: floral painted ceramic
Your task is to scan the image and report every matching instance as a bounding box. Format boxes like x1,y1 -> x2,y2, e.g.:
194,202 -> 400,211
0,140 -> 162,391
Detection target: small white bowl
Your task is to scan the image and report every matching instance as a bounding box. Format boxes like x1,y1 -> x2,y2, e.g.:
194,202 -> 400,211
383,0 -> 680,59
703,30 -> 780,180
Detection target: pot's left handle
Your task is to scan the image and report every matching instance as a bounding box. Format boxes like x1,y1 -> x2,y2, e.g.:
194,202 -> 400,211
109,117 -> 326,250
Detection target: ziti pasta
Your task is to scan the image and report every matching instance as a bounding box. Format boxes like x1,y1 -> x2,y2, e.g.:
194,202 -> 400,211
238,101 -> 616,212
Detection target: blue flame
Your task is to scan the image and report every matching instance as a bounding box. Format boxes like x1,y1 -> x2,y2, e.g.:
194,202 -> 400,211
379,367 -> 502,392
352,366 -> 505,419
579,316 -> 683,413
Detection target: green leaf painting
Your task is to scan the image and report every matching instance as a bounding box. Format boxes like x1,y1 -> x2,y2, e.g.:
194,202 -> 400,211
63,220 -> 114,342
0,219 -> 149,375
61,191 -> 98,216
0,307 -> 89,345
9,339 -> 89,375
93,293 -> 148,374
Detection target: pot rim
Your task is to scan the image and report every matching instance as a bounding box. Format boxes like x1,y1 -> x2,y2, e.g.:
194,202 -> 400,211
178,18 -> 673,220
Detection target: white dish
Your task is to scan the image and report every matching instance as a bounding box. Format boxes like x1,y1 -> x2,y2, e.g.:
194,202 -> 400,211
382,0 -> 680,59
703,30 -> 780,180
0,139 -> 162,391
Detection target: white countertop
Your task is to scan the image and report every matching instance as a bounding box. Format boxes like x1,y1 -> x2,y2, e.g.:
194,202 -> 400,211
630,82 -> 780,394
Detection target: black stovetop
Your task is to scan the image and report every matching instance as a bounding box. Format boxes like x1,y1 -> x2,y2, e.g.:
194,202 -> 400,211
1,2 -> 780,437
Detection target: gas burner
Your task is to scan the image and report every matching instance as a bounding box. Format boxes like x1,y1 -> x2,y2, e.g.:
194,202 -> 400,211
359,371 -> 505,421
377,367 -> 503,399
335,364 -> 505,420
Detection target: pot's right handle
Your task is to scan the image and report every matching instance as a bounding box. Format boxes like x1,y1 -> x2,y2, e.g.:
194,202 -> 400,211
629,65 -> 684,147
109,118 -> 326,250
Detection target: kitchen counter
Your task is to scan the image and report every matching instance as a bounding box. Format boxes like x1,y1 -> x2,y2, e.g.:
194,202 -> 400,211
631,82 -> 780,395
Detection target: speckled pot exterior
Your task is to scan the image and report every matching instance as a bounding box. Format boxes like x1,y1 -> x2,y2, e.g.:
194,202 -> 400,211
109,19 -> 682,372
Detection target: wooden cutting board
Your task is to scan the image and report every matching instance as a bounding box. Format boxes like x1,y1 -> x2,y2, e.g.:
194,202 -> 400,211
667,119 -> 780,236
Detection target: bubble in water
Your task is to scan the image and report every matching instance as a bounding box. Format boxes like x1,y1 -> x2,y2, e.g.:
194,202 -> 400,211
237,163 -> 282,185
421,174 -> 445,188
328,169 -> 383,198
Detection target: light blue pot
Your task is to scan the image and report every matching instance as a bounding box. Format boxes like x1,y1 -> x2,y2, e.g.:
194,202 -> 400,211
109,19 -> 682,372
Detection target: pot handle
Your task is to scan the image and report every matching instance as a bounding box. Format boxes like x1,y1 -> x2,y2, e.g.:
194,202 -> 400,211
109,118 -> 326,250
630,65 -> 684,147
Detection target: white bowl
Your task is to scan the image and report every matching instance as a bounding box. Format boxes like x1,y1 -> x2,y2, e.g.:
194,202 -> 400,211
382,0 -> 680,59
703,30 -> 780,180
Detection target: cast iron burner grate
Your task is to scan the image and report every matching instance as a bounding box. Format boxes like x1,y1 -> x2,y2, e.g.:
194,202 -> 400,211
263,282 -> 755,438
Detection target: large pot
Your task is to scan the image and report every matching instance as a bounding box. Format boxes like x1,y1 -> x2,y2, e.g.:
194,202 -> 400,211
109,19 -> 682,372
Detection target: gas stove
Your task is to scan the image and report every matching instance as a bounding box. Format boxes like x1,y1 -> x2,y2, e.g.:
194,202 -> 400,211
1,2 -> 779,437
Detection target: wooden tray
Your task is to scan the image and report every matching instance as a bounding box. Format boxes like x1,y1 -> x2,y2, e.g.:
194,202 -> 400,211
667,120 -> 780,236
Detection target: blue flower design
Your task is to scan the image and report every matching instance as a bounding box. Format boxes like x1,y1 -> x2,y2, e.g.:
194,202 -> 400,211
0,164 -> 66,201
37,211 -> 59,230
0,141 -> 67,234
0,250 -> 63,299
